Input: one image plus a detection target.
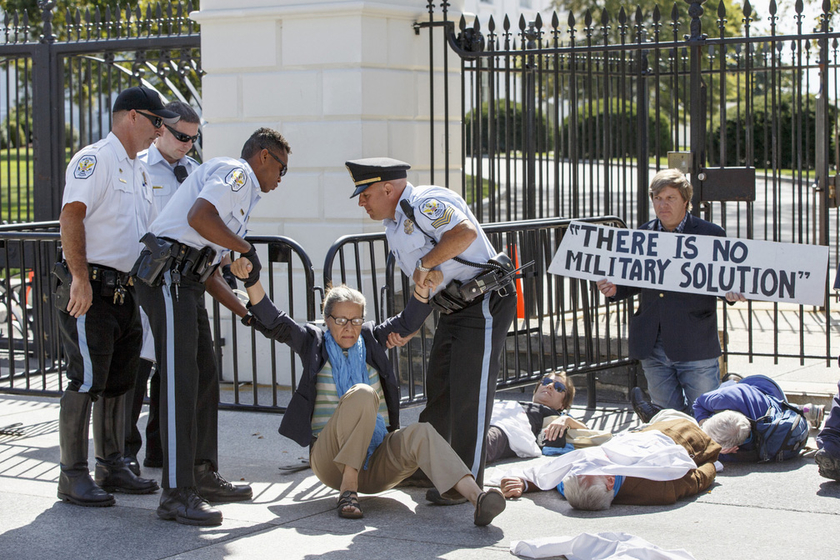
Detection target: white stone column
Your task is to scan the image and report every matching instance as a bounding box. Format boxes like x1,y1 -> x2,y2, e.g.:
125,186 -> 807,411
191,1 -> 463,384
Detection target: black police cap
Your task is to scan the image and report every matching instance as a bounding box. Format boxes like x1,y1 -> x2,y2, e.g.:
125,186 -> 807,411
345,157 -> 411,198
113,86 -> 180,124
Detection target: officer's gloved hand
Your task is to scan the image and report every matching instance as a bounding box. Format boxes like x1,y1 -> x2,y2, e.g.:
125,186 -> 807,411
221,264 -> 238,290
242,311 -> 288,341
240,244 -> 262,288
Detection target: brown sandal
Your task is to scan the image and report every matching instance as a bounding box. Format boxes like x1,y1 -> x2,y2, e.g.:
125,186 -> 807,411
337,490 -> 363,519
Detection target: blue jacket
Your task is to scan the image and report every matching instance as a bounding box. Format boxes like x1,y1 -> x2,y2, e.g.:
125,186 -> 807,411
692,377 -> 782,422
611,214 -> 726,362
249,295 -> 432,448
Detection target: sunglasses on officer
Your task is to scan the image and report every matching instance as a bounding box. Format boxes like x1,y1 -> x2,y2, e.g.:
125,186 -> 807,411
165,123 -> 200,144
328,315 -> 364,327
261,145 -> 288,177
540,377 -> 566,392
136,111 -> 164,129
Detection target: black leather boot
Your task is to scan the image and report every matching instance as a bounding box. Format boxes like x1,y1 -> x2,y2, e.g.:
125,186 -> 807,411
57,391 -> 115,507
157,487 -> 223,526
93,394 -> 159,494
195,461 -> 253,502
630,387 -> 663,424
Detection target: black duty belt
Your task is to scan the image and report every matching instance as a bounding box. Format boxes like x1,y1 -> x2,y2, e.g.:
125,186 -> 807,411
88,263 -> 133,305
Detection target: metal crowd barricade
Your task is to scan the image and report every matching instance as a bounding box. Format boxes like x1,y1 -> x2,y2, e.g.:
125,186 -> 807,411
0,221 -> 64,396
323,215 -> 635,408
214,235 -> 318,412
0,226 -> 318,415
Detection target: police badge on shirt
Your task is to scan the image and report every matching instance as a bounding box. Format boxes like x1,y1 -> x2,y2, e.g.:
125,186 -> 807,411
74,155 -> 97,179
225,168 -> 248,192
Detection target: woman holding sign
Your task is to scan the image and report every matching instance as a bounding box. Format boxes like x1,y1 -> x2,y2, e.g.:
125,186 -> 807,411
596,169 -> 745,417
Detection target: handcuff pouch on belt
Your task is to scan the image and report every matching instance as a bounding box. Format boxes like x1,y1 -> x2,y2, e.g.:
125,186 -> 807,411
131,232 -> 217,287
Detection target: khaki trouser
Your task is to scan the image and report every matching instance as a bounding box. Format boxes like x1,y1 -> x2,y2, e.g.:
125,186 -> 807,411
310,384 -> 470,494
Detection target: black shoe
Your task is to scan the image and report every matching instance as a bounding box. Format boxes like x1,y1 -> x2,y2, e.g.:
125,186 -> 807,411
630,387 -> 663,424
426,488 -> 468,505
195,463 -> 253,503
815,449 -> 840,481
123,455 -> 141,477
157,487 -> 223,526
57,471 -> 116,507
144,456 -> 163,469
95,461 -> 159,494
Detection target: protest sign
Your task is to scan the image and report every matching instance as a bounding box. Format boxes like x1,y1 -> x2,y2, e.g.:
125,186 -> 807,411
548,221 -> 828,306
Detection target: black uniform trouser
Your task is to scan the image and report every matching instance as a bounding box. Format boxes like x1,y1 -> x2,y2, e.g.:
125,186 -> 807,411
135,270 -> 219,490
418,289 -> 517,486
57,281 -> 141,398
125,358 -> 162,461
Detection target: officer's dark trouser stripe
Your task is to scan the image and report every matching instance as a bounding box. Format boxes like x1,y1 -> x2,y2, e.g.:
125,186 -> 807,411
162,270 -> 178,489
470,296 -> 493,477
76,315 -> 93,393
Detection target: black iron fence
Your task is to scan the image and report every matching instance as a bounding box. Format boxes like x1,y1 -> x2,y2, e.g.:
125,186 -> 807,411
416,0 -> 840,366
1,1 -> 201,223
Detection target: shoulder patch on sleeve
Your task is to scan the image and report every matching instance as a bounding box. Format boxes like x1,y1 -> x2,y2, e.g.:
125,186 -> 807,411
74,155 -> 97,179
225,168 -> 248,192
419,198 -> 454,229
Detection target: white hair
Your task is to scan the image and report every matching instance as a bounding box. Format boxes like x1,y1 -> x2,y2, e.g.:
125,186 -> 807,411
322,284 -> 366,319
562,475 -> 615,511
702,410 -> 751,448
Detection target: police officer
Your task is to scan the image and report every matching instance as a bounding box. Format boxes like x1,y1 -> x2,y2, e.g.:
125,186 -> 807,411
56,86 -> 175,507
133,127 -> 291,526
346,158 -> 518,491
124,101 -> 202,476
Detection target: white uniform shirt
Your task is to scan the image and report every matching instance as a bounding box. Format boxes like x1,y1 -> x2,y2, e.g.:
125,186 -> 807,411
384,183 -> 496,294
149,157 -> 261,265
62,132 -> 153,273
138,143 -> 200,222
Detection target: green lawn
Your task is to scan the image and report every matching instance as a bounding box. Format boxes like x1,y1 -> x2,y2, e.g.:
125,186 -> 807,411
0,148 -> 35,222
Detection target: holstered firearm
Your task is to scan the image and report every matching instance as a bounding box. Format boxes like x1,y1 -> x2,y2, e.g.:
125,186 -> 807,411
131,233 -> 175,287
52,261 -> 72,312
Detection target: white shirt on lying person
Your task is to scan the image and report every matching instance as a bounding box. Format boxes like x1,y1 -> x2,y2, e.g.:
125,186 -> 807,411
493,430 -> 697,490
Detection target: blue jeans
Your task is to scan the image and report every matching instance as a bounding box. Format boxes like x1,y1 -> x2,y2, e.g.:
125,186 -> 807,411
640,336 -> 720,414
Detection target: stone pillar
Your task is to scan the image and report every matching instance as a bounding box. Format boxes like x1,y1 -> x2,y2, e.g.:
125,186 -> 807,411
191,0 -> 463,384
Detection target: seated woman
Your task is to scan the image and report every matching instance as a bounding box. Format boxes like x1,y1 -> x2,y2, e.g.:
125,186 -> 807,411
235,272 -> 505,525
485,372 -> 588,464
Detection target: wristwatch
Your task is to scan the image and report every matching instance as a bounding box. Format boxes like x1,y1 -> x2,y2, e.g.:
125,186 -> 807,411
416,258 -> 432,272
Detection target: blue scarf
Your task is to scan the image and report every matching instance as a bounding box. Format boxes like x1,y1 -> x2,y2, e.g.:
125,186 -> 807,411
324,330 -> 387,468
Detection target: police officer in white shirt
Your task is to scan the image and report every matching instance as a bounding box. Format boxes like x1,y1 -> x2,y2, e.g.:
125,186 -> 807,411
123,101 -> 201,477
56,86 -> 176,507
133,127 -> 291,526
346,157 -> 518,495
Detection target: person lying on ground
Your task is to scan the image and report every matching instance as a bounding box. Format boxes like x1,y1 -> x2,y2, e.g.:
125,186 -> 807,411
497,410 -> 721,510
691,374 -> 817,462
485,372 -> 589,464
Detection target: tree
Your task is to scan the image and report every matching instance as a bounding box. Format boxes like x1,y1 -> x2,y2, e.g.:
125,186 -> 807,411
2,1 -> 193,42
549,0 -> 746,43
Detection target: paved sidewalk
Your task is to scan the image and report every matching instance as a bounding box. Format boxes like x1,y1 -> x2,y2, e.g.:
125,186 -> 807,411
2,377 -> 839,560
